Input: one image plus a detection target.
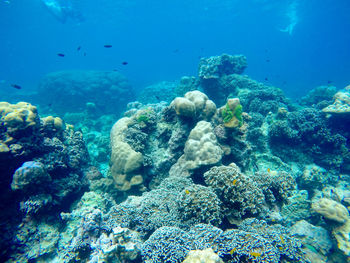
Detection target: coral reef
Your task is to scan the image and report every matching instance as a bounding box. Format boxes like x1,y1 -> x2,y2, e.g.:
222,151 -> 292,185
4,54 -> 350,263
171,90 -> 217,120
322,85 -> 350,115
204,163 -> 264,219
0,102 -> 90,261
109,117 -> 144,192
269,108 -> 348,171
198,54 -> 247,79
300,85 -> 337,108
171,121 -> 223,174
183,248 -> 223,263
142,219 -> 307,263
37,70 -> 135,116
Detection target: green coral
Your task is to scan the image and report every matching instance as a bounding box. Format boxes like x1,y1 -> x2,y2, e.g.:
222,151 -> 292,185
221,103 -> 234,123
221,103 -> 243,126
234,104 -> 243,126
137,114 -> 149,123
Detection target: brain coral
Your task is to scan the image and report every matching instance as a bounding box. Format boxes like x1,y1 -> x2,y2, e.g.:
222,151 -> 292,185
181,121 -> 223,170
109,117 -> 144,192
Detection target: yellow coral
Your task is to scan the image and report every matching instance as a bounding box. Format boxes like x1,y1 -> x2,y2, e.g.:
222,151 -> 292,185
0,102 -> 38,129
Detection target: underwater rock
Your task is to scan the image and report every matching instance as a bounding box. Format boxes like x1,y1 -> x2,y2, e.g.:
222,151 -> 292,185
37,70 -> 135,116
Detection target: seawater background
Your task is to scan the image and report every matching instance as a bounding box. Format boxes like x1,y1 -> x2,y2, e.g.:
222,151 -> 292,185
0,0 -> 350,100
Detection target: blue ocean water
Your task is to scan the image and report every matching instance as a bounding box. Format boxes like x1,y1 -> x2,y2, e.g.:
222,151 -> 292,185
1,0 -> 350,98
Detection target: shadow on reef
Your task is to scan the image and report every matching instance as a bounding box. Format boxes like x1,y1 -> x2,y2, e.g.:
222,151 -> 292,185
1,54 -> 350,262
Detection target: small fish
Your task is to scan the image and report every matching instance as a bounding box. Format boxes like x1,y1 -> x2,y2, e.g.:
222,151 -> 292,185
77,46 -> 81,51
267,168 -> 271,173
121,61 -> 128,65
232,179 -> 237,186
104,44 -> 112,48
11,84 -> 21,89
185,189 -> 190,194
264,77 -> 268,81
327,80 -> 333,84
173,49 -> 180,53
57,53 -> 65,57
155,95 -> 160,101
266,59 -> 270,62
229,248 -> 236,255
83,52 -> 87,56
279,235 -> 285,244
250,252 -> 261,257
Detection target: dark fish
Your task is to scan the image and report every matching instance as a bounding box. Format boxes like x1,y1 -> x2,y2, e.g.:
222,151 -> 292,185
266,59 -> 270,62
264,77 -> 269,81
57,53 -> 65,57
77,46 -> 81,51
327,80 -> 333,84
11,84 -> 22,90
48,103 -> 52,107
121,61 -> 128,65
155,95 -> 160,101
173,49 -> 179,53
104,44 -> 112,48
83,52 -> 87,56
